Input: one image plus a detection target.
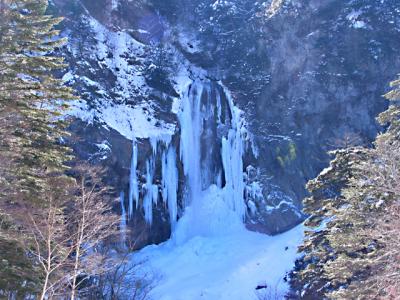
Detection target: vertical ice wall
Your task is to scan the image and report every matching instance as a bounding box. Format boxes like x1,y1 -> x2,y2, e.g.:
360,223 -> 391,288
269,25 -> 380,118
162,146 -> 179,230
179,82 -> 203,201
173,79 -> 247,243
221,86 -> 246,221
125,79 -> 247,240
143,157 -> 158,225
128,139 -> 139,219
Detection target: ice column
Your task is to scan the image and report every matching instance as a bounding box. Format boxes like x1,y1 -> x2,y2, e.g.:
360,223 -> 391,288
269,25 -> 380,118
179,81 -> 203,202
221,86 -> 246,220
143,157 -> 158,225
128,138 -> 139,219
119,191 -> 127,244
162,146 -> 179,229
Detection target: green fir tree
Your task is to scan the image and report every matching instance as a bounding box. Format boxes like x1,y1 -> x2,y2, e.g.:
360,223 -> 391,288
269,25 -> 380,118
0,0 -> 76,296
292,76 -> 400,299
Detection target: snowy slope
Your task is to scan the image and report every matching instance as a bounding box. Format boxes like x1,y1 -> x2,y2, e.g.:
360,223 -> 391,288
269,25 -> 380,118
63,13 -> 177,141
135,225 -> 304,300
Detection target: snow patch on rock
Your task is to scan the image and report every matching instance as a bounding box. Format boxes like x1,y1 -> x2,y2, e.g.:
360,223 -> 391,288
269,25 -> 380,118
65,15 -> 177,140
68,99 -> 175,140
347,9 -> 368,29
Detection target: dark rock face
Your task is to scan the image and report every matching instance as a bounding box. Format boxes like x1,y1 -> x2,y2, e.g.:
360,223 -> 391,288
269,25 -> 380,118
67,120 -> 173,249
246,0 -> 400,233
53,0 -> 400,243
149,0 -> 400,234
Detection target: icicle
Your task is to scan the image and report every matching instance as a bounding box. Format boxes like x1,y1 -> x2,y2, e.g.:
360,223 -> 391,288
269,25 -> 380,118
142,134 -> 174,226
162,146 -> 179,229
250,137 -> 259,159
152,184 -> 159,205
246,181 -> 263,201
216,87 -> 222,123
150,136 -> 158,156
119,191 -> 127,244
159,133 -> 172,147
143,157 -> 157,225
216,170 -> 223,188
161,151 -> 168,202
128,138 -> 139,219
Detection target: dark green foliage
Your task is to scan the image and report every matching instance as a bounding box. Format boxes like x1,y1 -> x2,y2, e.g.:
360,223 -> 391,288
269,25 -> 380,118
0,0 -> 76,296
291,76 -> 400,299
379,78 -> 400,137
0,212 -> 41,298
0,0 -> 75,198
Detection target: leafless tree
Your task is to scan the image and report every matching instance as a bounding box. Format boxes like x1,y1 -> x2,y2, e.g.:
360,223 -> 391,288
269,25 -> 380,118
327,131 -> 364,150
68,165 -> 120,300
26,194 -> 73,300
24,165 -> 123,300
86,247 -> 156,300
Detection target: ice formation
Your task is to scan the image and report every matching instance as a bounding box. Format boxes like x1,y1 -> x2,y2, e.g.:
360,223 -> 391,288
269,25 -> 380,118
128,139 -> 139,219
173,80 -> 247,243
221,85 -> 246,221
130,78 -> 305,299
162,146 -> 179,230
120,191 -> 127,244
125,79 -> 248,241
179,81 -> 203,202
143,157 -> 157,225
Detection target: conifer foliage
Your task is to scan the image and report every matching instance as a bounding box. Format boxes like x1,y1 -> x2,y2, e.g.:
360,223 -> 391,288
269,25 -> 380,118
0,0 -> 75,197
0,2 -> 135,298
0,0 -> 75,297
291,77 -> 400,299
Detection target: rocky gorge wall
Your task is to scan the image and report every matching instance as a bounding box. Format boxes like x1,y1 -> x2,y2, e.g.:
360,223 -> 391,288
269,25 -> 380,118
51,0 -> 400,249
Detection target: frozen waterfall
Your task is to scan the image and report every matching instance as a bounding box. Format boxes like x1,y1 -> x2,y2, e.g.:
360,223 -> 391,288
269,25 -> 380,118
126,79 -> 247,242
173,80 -> 247,243
133,81 -> 304,299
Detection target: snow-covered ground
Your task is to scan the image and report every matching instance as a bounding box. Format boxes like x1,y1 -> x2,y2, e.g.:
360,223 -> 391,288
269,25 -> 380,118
135,225 -> 304,300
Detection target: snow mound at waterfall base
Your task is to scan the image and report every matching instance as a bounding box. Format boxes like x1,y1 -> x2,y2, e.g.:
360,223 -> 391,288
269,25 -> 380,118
134,225 -> 304,300
172,185 -> 246,245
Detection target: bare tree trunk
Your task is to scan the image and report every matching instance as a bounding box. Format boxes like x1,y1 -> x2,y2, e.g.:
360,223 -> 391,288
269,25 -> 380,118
71,179 -> 86,300
40,272 -> 49,300
39,209 -> 55,300
71,227 -> 83,300
68,165 -> 120,299
27,198 -> 73,300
